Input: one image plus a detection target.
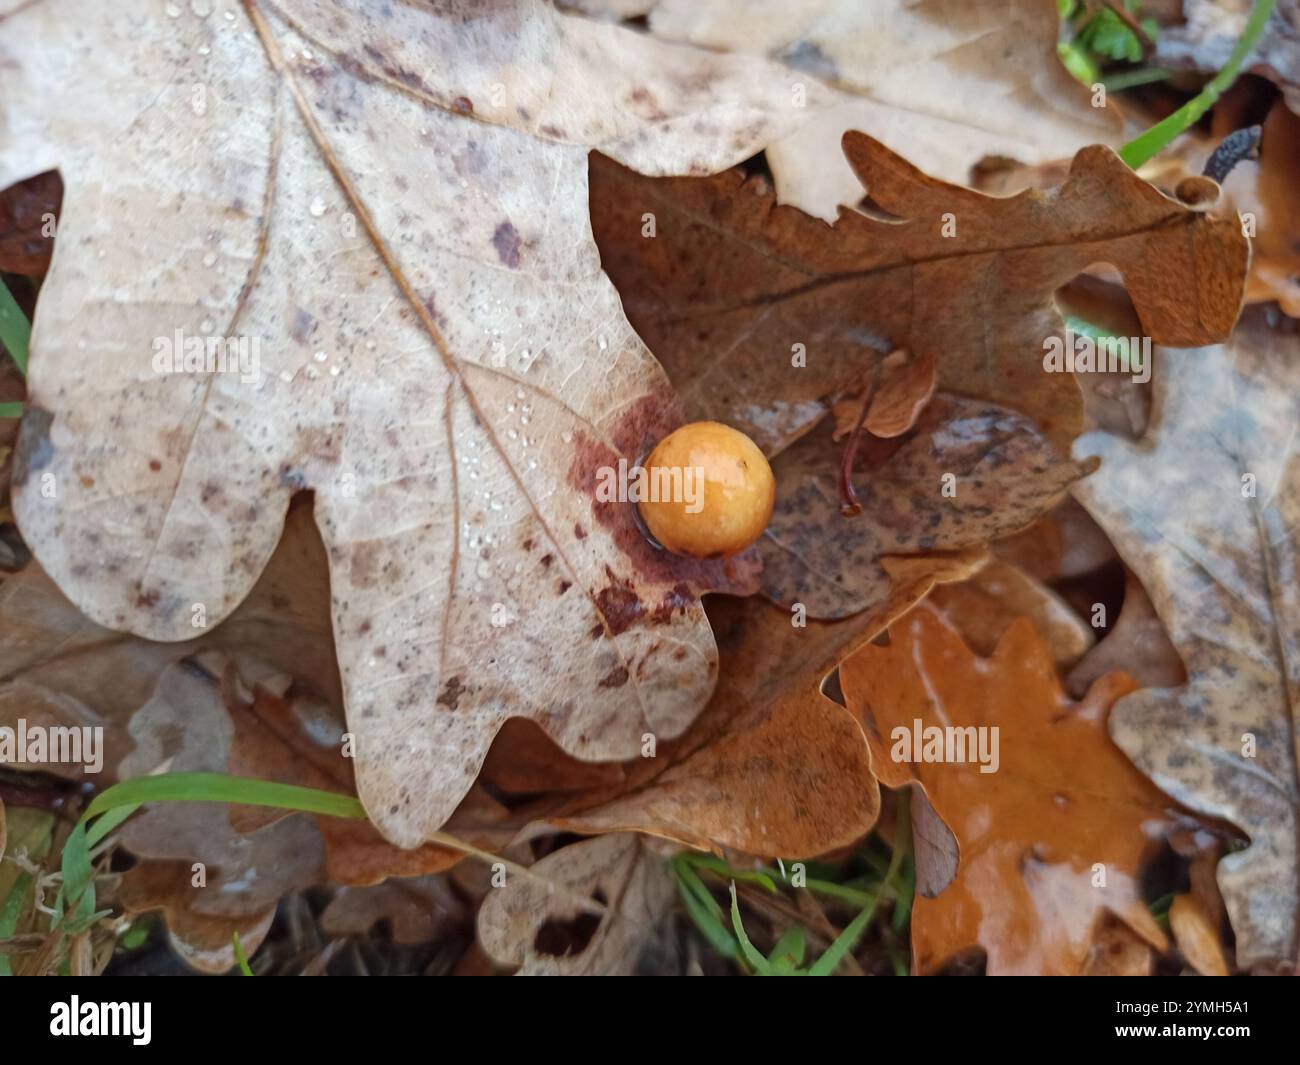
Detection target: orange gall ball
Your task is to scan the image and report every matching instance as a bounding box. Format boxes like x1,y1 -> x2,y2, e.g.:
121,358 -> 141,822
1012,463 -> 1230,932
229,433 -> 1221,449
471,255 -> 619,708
637,421 -> 775,559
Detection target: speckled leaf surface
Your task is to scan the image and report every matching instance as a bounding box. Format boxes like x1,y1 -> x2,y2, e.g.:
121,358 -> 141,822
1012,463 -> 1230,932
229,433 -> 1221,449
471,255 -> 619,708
760,395 -> 1093,618
0,0 -> 816,846
1073,312 -> 1300,970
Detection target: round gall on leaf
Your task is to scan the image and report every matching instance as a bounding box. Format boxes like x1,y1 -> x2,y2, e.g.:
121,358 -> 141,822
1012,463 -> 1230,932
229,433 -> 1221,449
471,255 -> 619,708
638,421 -> 775,559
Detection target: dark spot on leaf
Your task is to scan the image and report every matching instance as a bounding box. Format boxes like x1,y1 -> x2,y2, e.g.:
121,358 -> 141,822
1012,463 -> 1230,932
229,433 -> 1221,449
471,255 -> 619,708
492,221 -> 521,268
437,676 -> 466,710
11,406 -> 54,488
595,570 -> 644,635
598,665 -> 629,688
533,890 -> 606,957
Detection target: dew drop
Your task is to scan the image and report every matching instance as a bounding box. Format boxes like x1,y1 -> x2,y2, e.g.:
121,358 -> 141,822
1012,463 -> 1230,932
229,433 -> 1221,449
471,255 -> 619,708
313,350 -> 328,362
309,195 -> 327,217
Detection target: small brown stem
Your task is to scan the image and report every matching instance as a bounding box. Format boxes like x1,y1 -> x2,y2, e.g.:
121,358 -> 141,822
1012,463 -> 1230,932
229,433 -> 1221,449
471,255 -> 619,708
839,361 -> 884,517
1104,0 -> 1155,59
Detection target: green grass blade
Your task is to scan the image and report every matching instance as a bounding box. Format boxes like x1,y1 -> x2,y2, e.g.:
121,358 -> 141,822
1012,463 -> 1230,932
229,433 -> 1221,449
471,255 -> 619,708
81,773 -> 366,823
85,802 -> 140,848
0,278 -> 29,377
767,926 -> 806,969
232,932 -> 255,976
0,871 -> 34,976
671,855 -> 725,922
1103,66 -> 1173,92
0,402 -> 23,420
807,901 -> 877,976
683,853 -> 778,893
729,883 -> 774,975
673,867 -> 740,963
1119,0 -> 1278,169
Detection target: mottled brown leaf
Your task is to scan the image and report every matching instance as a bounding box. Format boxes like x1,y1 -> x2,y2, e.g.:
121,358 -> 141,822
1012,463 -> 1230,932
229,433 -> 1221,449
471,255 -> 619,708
592,131 -> 1248,456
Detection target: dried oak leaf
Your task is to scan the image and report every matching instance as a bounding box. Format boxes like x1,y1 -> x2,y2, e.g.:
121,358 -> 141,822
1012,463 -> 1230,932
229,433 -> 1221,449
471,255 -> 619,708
116,660 -> 327,918
580,0 -> 1120,220
1064,568 -> 1185,700
591,131 -> 1248,457
477,832 -> 676,976
114,861 -> 277,976
1170,892 -> 1230,978
830,349 -> 935,441
0,497 -> 337,785
841,603 -> 1193,975
1158,99 -> 1300,317
2,499 -> 490,913
0,0 -> 816,846
539,550 -> 985,857
320,875 -> 467,946
222,673 -> 512,885
928,557 -> 1095,670
761,395 -> 1092,618
1072,309 -> 1300,970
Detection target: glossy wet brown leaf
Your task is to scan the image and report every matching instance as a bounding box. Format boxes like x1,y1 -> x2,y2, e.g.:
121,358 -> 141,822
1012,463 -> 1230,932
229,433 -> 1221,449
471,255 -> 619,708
592,131 -> 1247,458
1073,308 -> 1300,970
0,0 -> 815,847
841,603 -> 1193,975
